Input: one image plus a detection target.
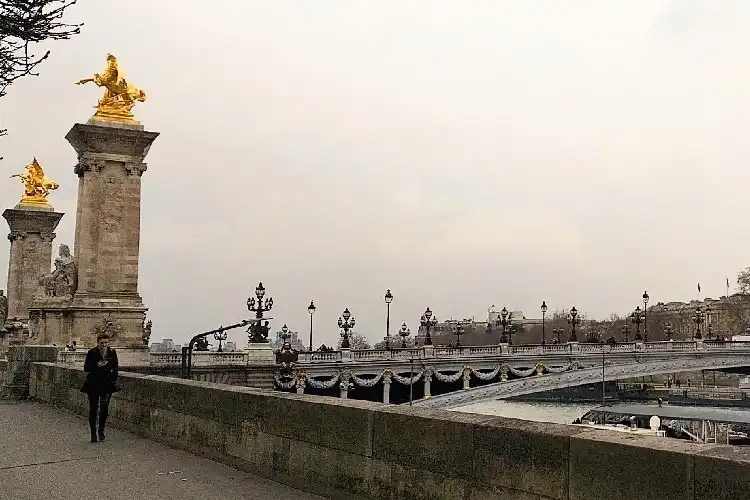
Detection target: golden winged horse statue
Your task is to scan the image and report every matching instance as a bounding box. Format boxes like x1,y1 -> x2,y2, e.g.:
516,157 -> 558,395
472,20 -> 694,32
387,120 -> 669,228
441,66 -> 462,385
11,158 -> 60,207
76,54 -> 147,123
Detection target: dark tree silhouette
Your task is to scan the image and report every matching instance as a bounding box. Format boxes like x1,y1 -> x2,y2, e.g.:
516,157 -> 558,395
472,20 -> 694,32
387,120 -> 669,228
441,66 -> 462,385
0,0 -> 82,135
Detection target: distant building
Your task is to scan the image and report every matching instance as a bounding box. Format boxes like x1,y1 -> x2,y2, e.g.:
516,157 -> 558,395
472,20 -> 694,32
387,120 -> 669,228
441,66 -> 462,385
646,295 -> 750,340
149,338 -> 181,352
224,341 -> 237,352
417,306 -> 542,345
270,328 -> 306,351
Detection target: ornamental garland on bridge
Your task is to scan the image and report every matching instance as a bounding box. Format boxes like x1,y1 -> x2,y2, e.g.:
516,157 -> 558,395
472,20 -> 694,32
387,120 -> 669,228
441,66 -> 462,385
274,361 -> 586,390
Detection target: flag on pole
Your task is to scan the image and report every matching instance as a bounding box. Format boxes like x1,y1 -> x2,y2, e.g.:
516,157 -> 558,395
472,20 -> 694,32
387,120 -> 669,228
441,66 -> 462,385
698,282 -> 701,293
727,277 -> 730,288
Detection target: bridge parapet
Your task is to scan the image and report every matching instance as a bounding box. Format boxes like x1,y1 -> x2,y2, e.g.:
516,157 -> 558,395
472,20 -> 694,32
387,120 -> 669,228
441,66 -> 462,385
296,340 -> 750,365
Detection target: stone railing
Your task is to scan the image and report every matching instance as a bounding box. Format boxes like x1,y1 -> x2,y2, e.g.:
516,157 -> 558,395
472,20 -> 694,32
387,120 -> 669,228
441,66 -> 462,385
58,350 -> 88,364
295,340 -> 750,364
27,360 -> 750,500
60,350 -> 251,367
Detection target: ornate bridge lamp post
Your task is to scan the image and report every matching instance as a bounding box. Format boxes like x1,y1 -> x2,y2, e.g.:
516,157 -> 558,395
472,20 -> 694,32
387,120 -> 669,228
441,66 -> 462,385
498,306 -> 511,343
631,306 -> 643,341
568,306 -> 581,342
692,307 -> 705,339
247,282 -> 273,343
642,291 -> 650,342
398,322 -> 411,348
454,325 -> 464,348
384,289 -> 394,350
420,307 -> 438,346
622,321 -> 631,342
307,300 -> 316,352
213,330 -> 228,352
664,322 -> 674,341
541,301 -> 548,345
338,308 -> 356,348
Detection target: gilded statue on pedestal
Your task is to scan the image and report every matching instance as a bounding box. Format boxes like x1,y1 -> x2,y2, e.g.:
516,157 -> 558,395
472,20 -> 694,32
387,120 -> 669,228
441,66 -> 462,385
76,53 -> 147,123
39,244 -> 78,298
11,158 -> 59,207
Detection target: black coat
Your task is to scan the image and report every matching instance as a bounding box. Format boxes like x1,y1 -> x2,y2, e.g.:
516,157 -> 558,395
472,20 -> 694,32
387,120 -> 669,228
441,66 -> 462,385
80,347 -> 119,395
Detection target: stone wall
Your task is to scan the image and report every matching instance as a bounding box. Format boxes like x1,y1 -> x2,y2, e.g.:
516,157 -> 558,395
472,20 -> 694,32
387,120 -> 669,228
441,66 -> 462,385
1,345 -> 58,399
29,362 -> 750,500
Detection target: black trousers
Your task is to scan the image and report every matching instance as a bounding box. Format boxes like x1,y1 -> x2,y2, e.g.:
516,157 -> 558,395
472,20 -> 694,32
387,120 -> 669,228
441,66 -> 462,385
87,393 -> 112,434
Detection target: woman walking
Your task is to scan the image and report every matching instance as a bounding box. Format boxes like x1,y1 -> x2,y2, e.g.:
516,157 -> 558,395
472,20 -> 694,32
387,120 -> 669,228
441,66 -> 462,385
81,333 -> 119,442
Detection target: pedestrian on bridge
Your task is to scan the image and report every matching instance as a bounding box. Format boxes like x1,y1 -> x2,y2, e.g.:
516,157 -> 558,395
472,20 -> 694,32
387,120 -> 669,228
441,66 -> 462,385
81,333 -> 119,443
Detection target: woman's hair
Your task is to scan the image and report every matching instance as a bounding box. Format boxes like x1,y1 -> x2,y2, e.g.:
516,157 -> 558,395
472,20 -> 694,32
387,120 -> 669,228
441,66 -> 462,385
96,333 -> 110,342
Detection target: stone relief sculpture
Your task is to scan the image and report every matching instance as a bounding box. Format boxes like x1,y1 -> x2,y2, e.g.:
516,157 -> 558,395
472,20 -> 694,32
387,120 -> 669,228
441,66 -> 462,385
94,316 -> 125,340
0,290 -> 7,325
39,245 -> 78,297
142,319 -> 152,346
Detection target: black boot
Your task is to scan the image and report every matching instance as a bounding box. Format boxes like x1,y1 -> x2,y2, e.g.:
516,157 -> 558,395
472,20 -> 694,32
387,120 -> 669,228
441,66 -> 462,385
98,405 -> 108,442
89,415 -> 98,443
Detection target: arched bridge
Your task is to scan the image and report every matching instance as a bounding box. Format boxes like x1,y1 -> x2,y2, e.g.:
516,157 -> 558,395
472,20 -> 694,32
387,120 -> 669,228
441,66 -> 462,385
278,340 -> 750,407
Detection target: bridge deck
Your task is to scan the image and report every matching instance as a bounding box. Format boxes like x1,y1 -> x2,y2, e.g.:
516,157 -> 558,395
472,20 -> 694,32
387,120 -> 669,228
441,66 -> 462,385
588,403 -> 750,425
0,401 -> 326,500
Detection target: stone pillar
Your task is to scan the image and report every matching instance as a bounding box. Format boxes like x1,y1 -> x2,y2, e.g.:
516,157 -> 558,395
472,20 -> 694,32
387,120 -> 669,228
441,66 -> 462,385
1,345 -> 59,399
423,367 -> 433,399
64,120 -> 159,348
463,368 -> 471,390
383,372 -> 391,404
3,207 -> 63,322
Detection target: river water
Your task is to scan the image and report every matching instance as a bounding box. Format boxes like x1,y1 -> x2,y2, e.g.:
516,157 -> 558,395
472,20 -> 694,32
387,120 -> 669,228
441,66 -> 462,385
453,400 -> 595,424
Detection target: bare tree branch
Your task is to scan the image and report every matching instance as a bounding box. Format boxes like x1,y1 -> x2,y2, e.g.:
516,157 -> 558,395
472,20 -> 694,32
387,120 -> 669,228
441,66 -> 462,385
0,0 -> 82,137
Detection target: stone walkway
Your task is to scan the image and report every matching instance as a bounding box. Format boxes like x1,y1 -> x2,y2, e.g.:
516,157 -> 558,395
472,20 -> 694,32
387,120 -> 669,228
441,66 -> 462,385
0,401 -> 327,500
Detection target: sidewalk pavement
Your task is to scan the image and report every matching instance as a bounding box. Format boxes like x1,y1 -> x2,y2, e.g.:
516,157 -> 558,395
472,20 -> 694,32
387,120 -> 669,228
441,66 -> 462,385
0,401 -> 327,500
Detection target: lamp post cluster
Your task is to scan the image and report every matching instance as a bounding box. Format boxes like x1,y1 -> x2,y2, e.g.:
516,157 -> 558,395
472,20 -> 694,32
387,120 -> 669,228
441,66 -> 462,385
642,291 -> 650,342
631,306 -> 643,341
568,306 -> 581,342
246,282 -> 273,343
337,308 -> 356,348
420,307 -> 438,346
261,286 -> 703,352
692,306 -> 706,339
497,307 -> 513,344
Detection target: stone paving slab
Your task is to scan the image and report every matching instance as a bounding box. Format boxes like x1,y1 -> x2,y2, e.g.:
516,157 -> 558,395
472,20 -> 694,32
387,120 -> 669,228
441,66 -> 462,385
0,401 -> 327,500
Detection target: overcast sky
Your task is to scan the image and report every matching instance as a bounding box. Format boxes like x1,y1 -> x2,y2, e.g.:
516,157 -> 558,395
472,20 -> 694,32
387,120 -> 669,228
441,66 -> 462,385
1,1 -> 749,347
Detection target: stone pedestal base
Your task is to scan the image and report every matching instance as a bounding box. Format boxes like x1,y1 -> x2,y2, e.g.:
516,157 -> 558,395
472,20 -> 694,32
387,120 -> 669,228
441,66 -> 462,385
245,342 -> 275,366
1,345 -> 59,399
28,297 -> 147,348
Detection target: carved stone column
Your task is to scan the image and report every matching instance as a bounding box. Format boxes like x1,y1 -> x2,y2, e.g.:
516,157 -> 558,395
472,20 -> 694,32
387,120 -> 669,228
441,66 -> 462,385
295,371 -> 306,395
3,208 -> 63,322
423,366 -> 433,399
382,370 -> 392,404
462,366 -> 471,391
64,120 -> 159,348
339,371 -> 352,399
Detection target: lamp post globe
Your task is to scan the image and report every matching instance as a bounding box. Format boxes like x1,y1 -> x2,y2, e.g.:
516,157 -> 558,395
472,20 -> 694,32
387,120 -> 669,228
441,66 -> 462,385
642,291 -> 650,342
420,307 -> 437,346
398,322 -> 411,348
307,300 -> 316,352
338,308 -> 355,348
541,301 -> 548,345
384,289 -> 394,349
